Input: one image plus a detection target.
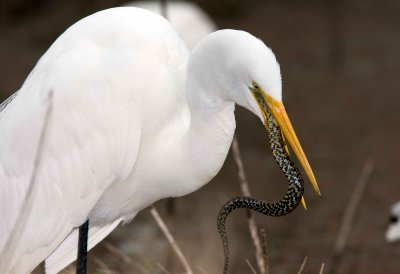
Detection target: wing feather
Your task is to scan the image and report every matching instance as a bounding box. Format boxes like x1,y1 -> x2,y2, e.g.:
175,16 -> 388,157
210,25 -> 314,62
0,37 -> 141,274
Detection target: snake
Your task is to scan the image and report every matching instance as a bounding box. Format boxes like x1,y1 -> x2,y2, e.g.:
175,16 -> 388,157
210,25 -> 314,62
217,96 -> 305,274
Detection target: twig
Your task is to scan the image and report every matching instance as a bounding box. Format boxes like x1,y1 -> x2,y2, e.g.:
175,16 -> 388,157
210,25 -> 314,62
104,242 -> 149,274
232,137 -> 253,197
245,259 -> 257,274
329,159 -> 375,274
334,159 -> 375,252
319,263 -> 325,274
156,262 -> 171,274
0,91 -> 54,272
232,136 -> 267,274
150,206 -> 193,274
195,265 -> 209,274
93,256 -> 119,274
297,256 -> 308,274
259,228 -> 269,274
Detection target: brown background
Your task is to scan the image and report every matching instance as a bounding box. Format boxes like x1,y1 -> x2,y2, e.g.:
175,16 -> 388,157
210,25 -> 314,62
1,0 -> 400,273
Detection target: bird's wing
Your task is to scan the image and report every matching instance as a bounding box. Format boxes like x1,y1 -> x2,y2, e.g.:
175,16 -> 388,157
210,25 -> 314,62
45,215 -> 130,274
0,80 -> 141,273
0,90 -> 20,114
0,34 -> 142,274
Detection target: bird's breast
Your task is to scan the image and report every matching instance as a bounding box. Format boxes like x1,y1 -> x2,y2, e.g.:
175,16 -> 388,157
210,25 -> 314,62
90,107 -> 235,225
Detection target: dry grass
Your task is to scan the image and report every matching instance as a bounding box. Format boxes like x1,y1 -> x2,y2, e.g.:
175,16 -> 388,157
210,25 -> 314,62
149,205 -> 193,274
232,136 -> 268,274
329,159 -> 375,274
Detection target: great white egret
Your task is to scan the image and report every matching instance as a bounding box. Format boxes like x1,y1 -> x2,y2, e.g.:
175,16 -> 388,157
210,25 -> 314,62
386,201 -> 400,242
0,7 -> 320,274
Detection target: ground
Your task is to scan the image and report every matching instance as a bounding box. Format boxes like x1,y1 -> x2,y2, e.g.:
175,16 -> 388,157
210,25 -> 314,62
1,0 -> 400,273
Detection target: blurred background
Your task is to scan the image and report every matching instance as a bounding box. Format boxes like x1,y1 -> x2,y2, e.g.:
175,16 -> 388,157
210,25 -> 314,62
1,0 -> 400,273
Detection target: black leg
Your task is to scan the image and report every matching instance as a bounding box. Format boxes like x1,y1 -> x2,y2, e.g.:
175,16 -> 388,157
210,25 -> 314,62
76,219 -> 89,274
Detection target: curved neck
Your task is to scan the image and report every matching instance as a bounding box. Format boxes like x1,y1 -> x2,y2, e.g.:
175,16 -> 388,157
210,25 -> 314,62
167,54 -> 236,197
184,66 -> 236,184
151,44 -> 237,200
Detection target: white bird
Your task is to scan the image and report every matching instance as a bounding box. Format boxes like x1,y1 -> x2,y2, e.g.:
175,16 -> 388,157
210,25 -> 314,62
0,7 -> 320,274
126,1 -> 217,49
386,201 -> 400,242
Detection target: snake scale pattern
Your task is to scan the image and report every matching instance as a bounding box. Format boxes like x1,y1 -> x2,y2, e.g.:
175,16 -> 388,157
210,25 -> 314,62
217,90 -> 305,274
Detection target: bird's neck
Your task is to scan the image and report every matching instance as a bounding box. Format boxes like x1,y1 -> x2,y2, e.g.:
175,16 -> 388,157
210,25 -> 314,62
187,88 -> 236,153
177,66 -> 236,195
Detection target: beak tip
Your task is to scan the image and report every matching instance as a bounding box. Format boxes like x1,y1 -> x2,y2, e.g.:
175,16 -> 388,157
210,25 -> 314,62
301,197 -> 307,211
314,186 -> 322,196
311,179 -> 321,196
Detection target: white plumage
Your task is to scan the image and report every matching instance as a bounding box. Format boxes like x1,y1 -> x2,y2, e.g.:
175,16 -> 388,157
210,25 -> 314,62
386,201 -> 400,242
0,6 -> 317,274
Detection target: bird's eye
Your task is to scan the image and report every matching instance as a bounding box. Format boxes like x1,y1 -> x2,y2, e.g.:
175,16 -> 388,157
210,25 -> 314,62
389,215 -> 398,224
252,82 -> 260,91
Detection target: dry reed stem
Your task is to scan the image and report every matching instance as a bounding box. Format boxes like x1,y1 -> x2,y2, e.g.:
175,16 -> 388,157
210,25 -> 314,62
297,256 -> 308,274
156,262 -> 171,274
259,228 -> 269,274
93,256 -> 119,274
150,206 -> 193,274
329,159 -> 375,274
232,136 -> 267,274
195,265 -> 209,274
245,259 -> 257,274
334,159 -> 375,252
104,242 -> 149,274
319,263 -> 325,274
0,91 -> 53,272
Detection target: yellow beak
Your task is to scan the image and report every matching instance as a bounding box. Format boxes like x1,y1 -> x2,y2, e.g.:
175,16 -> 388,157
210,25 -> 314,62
263,93 -> 321,196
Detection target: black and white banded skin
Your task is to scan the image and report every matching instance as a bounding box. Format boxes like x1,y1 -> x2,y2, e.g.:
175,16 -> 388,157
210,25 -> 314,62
217,91 -> 305,274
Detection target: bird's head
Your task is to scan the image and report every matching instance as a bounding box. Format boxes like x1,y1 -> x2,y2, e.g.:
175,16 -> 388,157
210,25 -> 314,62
189,29 -> 320,197
246,80 -> 320,197
213,29 -> 320,196
386,202 -> 400,242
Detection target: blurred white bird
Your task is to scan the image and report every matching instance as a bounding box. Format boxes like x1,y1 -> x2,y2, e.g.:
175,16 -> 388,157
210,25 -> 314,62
386,201 -> 400,242
126,1 -> 216,49
0,7 -> 319,274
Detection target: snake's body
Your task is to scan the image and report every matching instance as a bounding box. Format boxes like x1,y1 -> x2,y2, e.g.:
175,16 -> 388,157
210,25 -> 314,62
217,92 -> 304,274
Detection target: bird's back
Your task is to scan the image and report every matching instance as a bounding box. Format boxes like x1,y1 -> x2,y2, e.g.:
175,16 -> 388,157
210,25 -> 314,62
0,7 -> 189,273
